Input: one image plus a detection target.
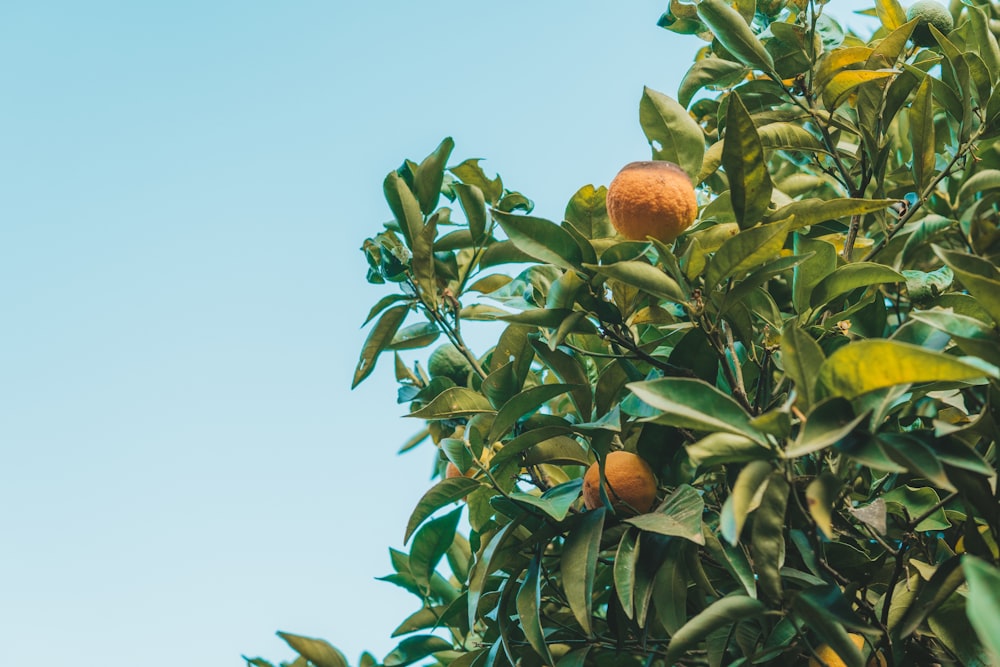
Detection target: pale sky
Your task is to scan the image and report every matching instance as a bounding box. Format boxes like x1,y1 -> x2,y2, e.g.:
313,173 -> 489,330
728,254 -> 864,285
1,1 -> 872,665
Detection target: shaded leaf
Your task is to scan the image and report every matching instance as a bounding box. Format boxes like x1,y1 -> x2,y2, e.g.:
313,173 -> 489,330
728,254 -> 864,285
516,555 -> 554,664
664,595 -> 766,663
383,636 -> 453,667
405,477 -> 483,543
415,137 -> 455,216
720,460 -> 773,545
627,377 -> 762,443
626,484 -> 705,545
964,557 -> 1000,662
409,507 -> 462,595
562,508 -> 605,636
353,304 -> 409,388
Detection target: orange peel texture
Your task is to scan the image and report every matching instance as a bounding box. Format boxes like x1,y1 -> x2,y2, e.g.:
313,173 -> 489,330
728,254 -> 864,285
582,451 -> 657,515
606,161 -> 698,244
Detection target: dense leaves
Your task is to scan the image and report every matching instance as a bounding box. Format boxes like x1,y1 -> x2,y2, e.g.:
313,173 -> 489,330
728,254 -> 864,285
265,2 -> 1000,667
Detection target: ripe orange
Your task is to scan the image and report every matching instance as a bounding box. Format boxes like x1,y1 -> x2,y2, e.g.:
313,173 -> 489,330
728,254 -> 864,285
445,462 -> 474,479
808,633 -> 886,667
606,161 -> 698,244
582,451 -> 657,515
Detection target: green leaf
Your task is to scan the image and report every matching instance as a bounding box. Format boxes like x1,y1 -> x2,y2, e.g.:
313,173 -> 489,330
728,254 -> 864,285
488,384 -> 580,442
720,460 -> 773,545
910,76 -> 935,190
625,484 -> 705,545
507,479 -> 582,522
696,0 -> 775,74
770,197 -> 898,230
565,184 -> 614,240
664,595 -> 766,663
809,262 -> 904,310
822,70 -> 896,110
882,486 -> 950,531
561,508 -> 605,637
792,586 -> 867,667
722,93 -> 773,230
875,0 -> 906,30
384,171 -> 424,249
583,260 -> 686,303
935,246 -> 1000,325
276,632 -> 349,667
818,340 -> 997,399
454,183 -> 488,244
383,636 -> 453,667
405,477 -> 483,543
786,397 -> 870,457
389,322 -> 440,350
415,137 -> 455,216
467,520 -> 520,629
964,557 -> 1000,662
517,555 -> 554,664
407,387 -> 495,420
409,507 -> 462,595
751,473 -> 788,602
958,169 -> 1000,204
898,556 -> 965,640
781,322 -> 825,411
614,529 -> 640,618
530,341 -> 593,421
628,377 -> 762,443
493,210 -> 584,270
391,606 -> 448,637
678,58 -> 748,108
450,159 -> 502,204
705,218 -> 790,289
638,86 -> 706,179
353,304 -> 409,388
686,432 -> 772,467
364,294 -> 412,326
805,471 -> 841,540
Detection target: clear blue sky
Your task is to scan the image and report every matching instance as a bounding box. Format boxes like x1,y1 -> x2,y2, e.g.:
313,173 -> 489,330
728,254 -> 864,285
0,2 -> 870,665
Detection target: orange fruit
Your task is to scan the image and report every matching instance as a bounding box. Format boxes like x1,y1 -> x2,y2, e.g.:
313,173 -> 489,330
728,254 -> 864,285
582,451 -> 657,514
808,633 -> 886,667
445,462 -> 474,479
606,161 -> 698,244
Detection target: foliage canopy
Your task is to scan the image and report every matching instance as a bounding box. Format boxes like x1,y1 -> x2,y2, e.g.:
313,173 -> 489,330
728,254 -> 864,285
254,1 -> 1000,665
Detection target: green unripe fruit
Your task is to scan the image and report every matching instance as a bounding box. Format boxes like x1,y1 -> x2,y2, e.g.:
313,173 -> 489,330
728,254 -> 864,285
906,0 -> 953,47
427,345 -> 473,386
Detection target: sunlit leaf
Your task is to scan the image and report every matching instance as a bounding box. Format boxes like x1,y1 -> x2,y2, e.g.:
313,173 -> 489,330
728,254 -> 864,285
751,473 -> 788,602
639,87 -> 706,179
407,387 -> 495,420
584,260 -> 686,303
565,184 -> 614,240
809,263 -> 904,310
493,210 -> 583,270
723,93 -> 773,230
277,632 -> 349,667
696,0 -> 775,74
818,340 -> 996,399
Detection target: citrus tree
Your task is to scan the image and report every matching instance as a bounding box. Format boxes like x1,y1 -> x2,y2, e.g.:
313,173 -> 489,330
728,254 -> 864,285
251,1 -> 1000,665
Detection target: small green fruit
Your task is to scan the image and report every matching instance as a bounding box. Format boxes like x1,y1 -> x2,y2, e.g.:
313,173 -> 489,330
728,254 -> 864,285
427,345 -> 473,385
906,0 -> 953,47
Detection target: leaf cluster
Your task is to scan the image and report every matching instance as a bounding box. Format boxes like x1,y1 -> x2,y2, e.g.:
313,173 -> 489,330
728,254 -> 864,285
259,2 -> 1000,666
